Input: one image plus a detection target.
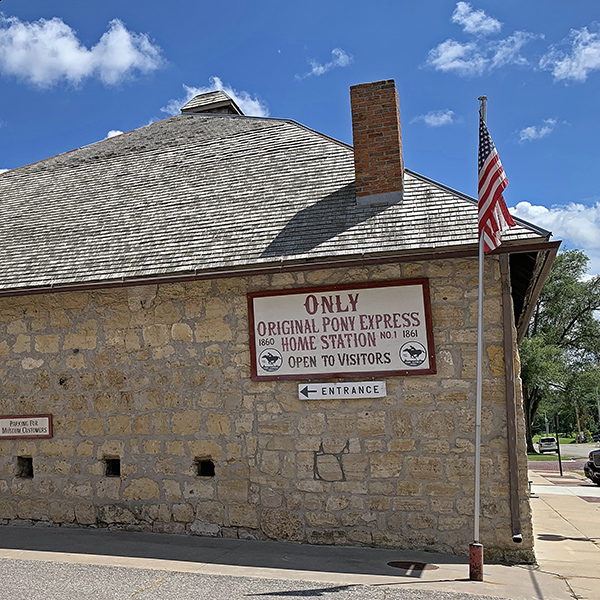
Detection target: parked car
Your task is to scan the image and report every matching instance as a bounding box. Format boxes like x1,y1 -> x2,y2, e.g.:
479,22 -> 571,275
584,449 -> 600,486
538,436 -> 558,453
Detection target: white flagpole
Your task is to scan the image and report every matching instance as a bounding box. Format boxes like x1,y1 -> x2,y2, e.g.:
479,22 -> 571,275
475,231 -> 484,541
470,95 -> 487,582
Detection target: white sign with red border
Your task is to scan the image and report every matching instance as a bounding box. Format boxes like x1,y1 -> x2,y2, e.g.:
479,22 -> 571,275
0,415 -> 53,439
248,279 -> 436,381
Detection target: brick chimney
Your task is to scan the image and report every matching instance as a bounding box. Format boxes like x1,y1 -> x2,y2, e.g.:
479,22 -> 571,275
350,80 -> 404,206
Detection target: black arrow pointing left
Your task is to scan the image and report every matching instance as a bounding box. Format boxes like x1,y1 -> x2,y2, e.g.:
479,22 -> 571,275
300,386 -> 317,398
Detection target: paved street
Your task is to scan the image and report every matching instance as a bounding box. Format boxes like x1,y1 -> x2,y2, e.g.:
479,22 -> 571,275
0,521 -> 572,600
535,442 -> 598,461
558,443 -> 598,460
0,559 -> 509,600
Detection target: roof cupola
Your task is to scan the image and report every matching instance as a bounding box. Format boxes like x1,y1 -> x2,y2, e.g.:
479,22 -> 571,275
181,90 -> 243,115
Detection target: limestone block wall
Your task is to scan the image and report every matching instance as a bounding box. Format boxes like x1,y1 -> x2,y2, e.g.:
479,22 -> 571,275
0,258 -> 534,562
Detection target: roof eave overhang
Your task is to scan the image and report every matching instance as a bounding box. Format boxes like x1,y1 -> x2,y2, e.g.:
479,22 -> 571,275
0,239 -> 559,300
512,240 -> 560,344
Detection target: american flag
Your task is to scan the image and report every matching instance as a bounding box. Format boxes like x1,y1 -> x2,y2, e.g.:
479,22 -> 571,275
478,116 -> 515,253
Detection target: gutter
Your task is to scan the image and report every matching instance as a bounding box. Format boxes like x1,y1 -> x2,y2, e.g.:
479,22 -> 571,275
0,240 -> 559,299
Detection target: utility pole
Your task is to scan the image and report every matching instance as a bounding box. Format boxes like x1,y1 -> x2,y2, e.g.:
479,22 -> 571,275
574,400 -> 583,442
555,414 -> 563,477
596,387 -> 599,432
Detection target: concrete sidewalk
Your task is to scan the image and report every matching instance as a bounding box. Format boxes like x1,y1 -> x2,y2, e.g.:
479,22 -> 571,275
0,523 -> 571,600
529,467 -> 600,600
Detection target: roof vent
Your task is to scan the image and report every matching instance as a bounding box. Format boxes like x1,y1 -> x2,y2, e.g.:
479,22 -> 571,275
181,91 -> 244,115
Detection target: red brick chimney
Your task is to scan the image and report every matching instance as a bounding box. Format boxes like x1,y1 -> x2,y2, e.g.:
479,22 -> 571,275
350,80 -> 404,206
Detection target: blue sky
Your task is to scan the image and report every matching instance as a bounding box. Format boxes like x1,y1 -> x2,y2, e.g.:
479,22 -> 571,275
1,1 -> 599,272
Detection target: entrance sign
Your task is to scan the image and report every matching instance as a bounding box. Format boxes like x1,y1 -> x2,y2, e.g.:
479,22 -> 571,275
299,381 -> 387,400
248,279 -> 435,381
0,414 -> 53,439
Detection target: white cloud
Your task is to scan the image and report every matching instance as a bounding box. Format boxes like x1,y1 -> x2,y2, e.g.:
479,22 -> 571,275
451,2 -> 501,36
0,168 -> 8,174
512,199 -> 600,276
411,109 -> 455,127
105,130 -> 124,139
0,16 -> 163,87
427,31 -> 535,76
427,4 -> 536,77
161,77 -> 269,117
518,118 -> 557,143
296,48 -> 353,80
490,31 -> 537,68
540,27 -> 600,83
512,201 -> 600,249
426,39 -> 487,76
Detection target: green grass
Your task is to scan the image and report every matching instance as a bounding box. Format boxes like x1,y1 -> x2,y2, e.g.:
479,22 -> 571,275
559,436 -> 576,444
527,453 -> 560,461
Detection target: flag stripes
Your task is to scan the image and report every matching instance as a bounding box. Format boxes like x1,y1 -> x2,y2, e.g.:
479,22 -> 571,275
478,116 -> 515,253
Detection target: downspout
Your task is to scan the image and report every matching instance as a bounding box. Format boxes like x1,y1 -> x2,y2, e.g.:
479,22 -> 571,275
499,253 -> 522,542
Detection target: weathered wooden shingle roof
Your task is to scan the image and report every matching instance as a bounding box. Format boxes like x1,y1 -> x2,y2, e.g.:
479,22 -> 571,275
0,112 -> 549,293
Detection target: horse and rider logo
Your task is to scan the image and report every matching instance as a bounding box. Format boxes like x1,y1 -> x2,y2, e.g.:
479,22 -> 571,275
258,343 -> 427,372
399,342 -> 427,367
259,348 -> 283,372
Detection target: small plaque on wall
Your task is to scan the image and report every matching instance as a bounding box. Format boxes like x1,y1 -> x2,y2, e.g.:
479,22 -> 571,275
299,381 -> 387,400
0,415 -> 53,439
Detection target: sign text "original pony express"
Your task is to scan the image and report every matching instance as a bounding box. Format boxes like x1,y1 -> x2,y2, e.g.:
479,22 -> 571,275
248,280 -> 436,380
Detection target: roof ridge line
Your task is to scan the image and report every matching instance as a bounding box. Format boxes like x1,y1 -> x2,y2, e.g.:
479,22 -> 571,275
405,168 -> 552,239
185,112 -> 354,151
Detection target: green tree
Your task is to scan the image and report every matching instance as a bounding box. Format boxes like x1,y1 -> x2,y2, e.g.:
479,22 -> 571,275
521,249 -> 600,452
557,364 -> 600,439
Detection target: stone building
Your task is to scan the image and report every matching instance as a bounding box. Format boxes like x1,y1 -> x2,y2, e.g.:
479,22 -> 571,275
0,80 -> 558,562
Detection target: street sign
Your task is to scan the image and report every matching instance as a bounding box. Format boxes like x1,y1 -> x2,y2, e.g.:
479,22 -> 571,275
0,414 -> 53,439
298,381 -> 386,400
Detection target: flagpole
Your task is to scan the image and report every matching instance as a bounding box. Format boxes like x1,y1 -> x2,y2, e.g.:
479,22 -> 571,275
470,95 -> 487,582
